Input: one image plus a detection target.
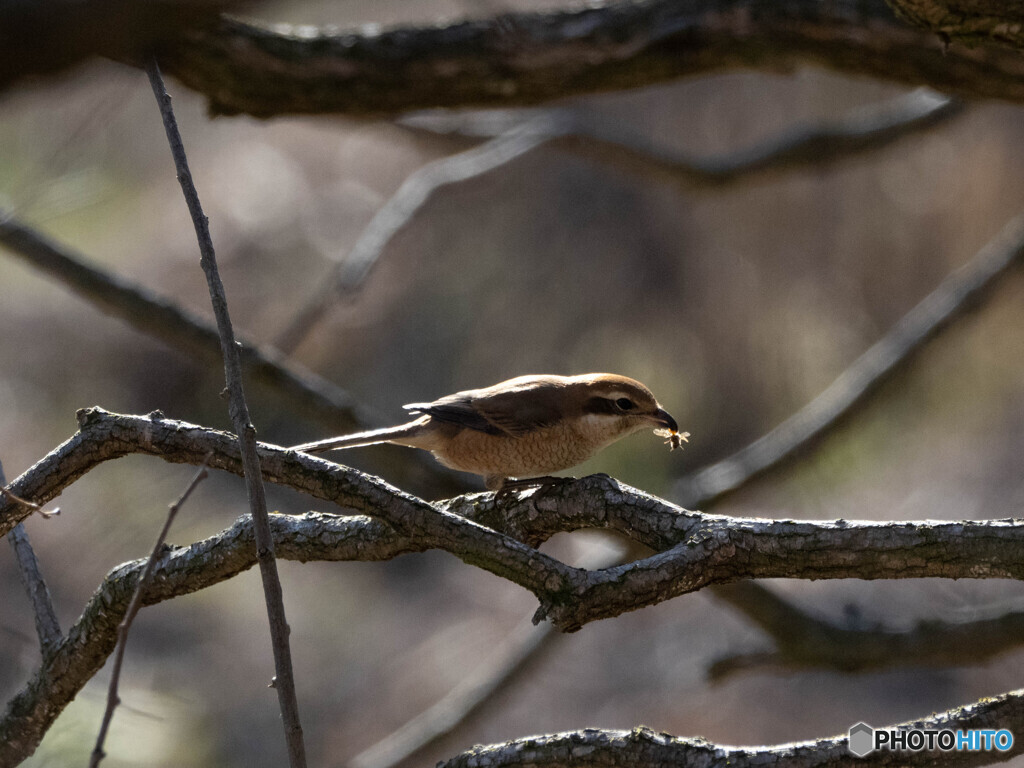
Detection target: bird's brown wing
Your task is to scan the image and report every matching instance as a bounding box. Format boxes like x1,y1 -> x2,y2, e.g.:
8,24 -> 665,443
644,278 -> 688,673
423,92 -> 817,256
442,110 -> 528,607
404,384 -> 561,437
403,397 -> 502,435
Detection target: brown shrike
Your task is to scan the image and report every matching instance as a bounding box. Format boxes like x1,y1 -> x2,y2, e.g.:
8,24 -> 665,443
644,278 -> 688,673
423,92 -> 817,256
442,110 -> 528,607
292,373 -> 686,492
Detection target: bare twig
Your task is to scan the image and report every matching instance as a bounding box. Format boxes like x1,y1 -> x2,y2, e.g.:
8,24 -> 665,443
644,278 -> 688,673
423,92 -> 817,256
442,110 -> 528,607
674,212 -> 1024,508
146,60 -> 307,767
401,89 -> 965,188
1,460 -> 61,658
88,457 -> 210,768
0,488 -> 59,518
275,119 -> 554,353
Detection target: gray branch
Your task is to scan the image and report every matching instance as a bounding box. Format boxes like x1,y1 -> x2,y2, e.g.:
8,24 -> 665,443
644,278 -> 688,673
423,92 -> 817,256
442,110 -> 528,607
436,706 -> 1023,768
5,408 -> 1024,627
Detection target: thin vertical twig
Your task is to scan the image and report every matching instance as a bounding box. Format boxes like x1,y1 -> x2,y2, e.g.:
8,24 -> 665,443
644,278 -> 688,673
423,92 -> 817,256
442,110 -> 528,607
145,59 -> 307,767
89,457 -> 211,768
1,460 -> 62,658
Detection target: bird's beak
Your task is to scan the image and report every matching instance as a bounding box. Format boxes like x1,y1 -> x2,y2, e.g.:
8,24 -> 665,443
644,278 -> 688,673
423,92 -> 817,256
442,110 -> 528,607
648,408 -> 679,433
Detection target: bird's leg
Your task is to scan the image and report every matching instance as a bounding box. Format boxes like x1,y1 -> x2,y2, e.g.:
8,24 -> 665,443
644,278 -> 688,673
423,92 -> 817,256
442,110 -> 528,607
494,475 -> 574,501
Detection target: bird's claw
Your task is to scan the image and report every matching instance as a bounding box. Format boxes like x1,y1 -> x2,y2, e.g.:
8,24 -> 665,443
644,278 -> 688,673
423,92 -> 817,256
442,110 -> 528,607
495,476 -> 572,502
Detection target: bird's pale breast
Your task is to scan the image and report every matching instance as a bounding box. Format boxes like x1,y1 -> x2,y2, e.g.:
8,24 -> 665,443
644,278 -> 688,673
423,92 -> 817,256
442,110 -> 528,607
430,418 -> 625,478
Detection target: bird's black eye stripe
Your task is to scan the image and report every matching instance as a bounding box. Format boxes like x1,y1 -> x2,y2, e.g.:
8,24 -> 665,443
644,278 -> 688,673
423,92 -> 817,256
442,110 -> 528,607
583,396 -> 640,415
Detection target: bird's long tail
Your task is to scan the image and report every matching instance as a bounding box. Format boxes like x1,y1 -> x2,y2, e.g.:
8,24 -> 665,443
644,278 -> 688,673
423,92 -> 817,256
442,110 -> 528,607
291,418 -> 428,454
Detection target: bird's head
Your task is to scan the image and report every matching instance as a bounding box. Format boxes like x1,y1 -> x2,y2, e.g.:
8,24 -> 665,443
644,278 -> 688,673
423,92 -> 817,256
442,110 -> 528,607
569,373 -> 680,444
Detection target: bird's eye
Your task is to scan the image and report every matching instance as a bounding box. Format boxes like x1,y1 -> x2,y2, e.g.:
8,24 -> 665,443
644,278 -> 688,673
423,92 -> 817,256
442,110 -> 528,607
615,398 -> 636,411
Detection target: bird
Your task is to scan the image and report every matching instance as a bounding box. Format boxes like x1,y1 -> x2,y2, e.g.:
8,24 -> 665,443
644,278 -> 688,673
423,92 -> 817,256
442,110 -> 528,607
291,373 -> 686,493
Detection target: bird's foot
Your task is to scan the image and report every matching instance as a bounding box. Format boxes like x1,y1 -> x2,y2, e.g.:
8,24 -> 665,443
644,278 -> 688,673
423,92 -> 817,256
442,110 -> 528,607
495,475 -> 573,502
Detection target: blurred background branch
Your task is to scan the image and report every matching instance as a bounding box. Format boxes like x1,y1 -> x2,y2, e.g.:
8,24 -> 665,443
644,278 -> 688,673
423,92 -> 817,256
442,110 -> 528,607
708,581 -> 1024,681
400,90 -> 966,188
0,214 -> 370,431
673,212 -> 1024,508
0,214 -> 464,498
275,119 -> 554,354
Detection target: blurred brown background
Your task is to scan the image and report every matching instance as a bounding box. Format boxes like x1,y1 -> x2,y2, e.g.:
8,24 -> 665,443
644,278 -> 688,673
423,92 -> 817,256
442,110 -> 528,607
2,1 -> 1024,765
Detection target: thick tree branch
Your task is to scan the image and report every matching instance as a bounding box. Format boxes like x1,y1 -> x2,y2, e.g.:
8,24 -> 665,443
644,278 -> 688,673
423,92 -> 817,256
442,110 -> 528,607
8,0 -> 1024,114
5,409 -> 1024,630
150,0 -> 1024,118
2,407 -> 1023,762
436,695 -> 1024,768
